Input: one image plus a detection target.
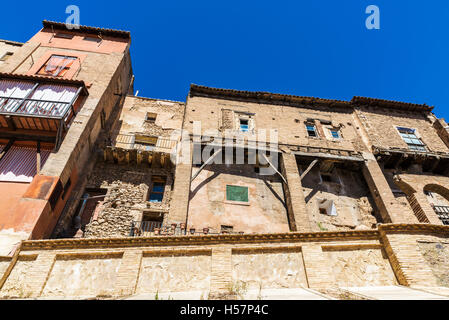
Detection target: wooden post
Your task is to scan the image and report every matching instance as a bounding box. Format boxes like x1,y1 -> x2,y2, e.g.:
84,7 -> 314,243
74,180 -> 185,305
0,139 -> 15,163
36,141 -> 41,174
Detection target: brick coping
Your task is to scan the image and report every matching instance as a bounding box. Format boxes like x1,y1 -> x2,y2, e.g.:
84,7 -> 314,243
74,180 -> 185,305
18,224 -> 449,251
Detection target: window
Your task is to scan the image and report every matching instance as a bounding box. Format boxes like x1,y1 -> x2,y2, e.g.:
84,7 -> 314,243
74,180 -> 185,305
134,134 -> 157,151
306,123 -> 318,137
321,174 -> 332,182
318,199 -> 337,216
140,212 -> 163,233
239,119 -> 249,132
0,52 -> 13,61
149,176 -> 166,203
330,128 -> 341,139
54,33 -> 74,39
221,225 -> 234,233
83,36 -> 101,43
397,127 -> 426,152
226,185 -> 249,203
145,112 -> 157,123
37,55 -> 77,77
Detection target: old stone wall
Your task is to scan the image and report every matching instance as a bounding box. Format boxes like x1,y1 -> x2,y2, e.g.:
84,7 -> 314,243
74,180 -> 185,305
356,107 -> 449,153
188,164 -> 289,234
82,161 -> 174,238
324,247 -> 397,287
232,248 -> 308,291
117,96 -> 185,138
136,251 -> 211,295
1,225 -> 446,299
0,40 -> 22,66
418,241 -> 449,287
185,96 -> 362,152
42,253 -> 122,297
380,226 -> 449,287
301,165 -> 379,232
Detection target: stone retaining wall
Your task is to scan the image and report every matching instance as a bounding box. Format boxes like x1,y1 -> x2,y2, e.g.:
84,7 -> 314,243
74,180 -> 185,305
0,224 -> 447,299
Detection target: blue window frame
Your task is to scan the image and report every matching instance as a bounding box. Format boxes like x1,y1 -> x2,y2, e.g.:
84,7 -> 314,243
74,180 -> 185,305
306,124 -> 318,137
397,127 -> 426,152
149,179 -> 166,203
240,119 -> 249,132
330,129 -> 340,139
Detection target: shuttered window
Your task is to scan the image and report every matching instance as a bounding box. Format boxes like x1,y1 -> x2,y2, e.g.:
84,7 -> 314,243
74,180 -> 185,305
37,55 -> 77,77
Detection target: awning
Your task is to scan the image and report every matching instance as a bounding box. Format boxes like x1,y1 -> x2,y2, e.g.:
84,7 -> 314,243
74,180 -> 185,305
0,145 -> 52,182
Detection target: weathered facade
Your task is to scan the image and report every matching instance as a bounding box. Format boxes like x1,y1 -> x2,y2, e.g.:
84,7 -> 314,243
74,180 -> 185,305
0,21 -> 448,300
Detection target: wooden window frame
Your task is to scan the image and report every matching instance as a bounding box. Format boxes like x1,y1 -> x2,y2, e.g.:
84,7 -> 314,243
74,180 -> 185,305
148,176 -> 166,203
36,54 -> 78,78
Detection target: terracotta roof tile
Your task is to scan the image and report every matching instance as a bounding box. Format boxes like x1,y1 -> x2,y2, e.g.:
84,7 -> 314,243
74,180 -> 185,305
351,96 -> 433,112
0,72 -> 88,95
42,20 -> 130,39
189,84 -> 350,108
189,84 -> 434,112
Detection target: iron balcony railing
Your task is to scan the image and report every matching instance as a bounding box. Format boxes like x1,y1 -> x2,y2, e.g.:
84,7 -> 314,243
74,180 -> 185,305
129,221 -> 163,237
0,96 -> 74,119
129,221 -> 245,237
433,205 -> 449,225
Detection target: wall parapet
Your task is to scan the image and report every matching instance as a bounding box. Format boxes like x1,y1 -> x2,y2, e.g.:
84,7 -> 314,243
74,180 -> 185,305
17,224 -> 448,252
20,229 -> 382,251
0,224 -> 447,299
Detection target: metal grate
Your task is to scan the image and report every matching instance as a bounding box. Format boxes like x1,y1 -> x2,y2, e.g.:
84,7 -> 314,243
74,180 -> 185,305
129,220 -> 163,237
433,205 -> 449,226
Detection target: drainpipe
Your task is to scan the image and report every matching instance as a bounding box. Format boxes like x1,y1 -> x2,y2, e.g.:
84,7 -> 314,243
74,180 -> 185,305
74,193 -> 89,229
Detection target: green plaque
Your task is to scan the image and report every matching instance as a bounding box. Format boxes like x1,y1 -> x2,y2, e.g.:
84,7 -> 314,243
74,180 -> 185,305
226,185 -> 249,202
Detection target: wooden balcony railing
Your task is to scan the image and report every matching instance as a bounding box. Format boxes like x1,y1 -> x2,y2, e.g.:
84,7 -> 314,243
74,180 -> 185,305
114,134 -> 178,152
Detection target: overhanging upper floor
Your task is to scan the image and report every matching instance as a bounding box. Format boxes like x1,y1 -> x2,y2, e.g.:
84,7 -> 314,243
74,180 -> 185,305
0,73 -> 88,148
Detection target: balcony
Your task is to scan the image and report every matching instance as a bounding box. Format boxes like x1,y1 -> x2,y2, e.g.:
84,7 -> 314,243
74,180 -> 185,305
373,145 -> 449,174
129,222 -> 245,237
432,205 -> 449,226
104,133 -> 178,168
0,74 -> 88,150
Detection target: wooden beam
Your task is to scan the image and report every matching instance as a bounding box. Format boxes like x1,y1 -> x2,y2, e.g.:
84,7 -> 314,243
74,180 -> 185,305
262,153 -> 287,184
300,159 -> 318,181
0,138 -> 15,163
191,149 -> 222,182
4,116 -> 16,131
36,141 -> 41,174
293,150 -> 364,162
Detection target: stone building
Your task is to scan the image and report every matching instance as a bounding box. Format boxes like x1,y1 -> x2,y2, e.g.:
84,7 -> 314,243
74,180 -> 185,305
0,21 -> 448,300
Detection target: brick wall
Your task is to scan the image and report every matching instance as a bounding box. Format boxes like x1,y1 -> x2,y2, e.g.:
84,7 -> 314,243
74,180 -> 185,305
357,106 -> 449,153
0,225 -> 446,299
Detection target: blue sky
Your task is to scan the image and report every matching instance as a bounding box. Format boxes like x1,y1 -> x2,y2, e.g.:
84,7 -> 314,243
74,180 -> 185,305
2,1 -> 449,118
